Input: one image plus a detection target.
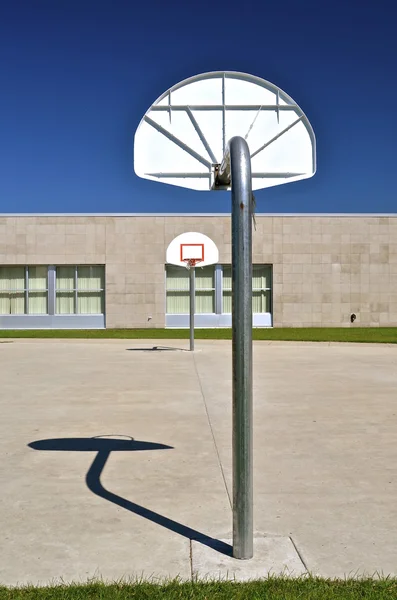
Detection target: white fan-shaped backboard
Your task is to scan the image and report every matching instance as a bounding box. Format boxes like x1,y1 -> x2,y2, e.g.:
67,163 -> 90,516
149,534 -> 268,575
166,232 -> 219,267
134,71 -> 316,191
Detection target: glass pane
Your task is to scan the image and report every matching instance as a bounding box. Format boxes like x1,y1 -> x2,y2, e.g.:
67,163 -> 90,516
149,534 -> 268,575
56,292 -> 74,314
28,266 -> 47,290
0,294 -> 10,315
222,265 -> 272,313
28,292 -> 48,314
222,290 -> 232,313
196,291 -> 214,313
222,266 -> 232,291
78,292 -> 104,314
56,266 -> 75,291
195,266 -> 214,290
0,266 -> 25,291
166,291 -> 189,314
253,290 -> 271,313
253,265 -> 271,290
166,266 -> 189,291
10,293 -> 25,314
77,266 -> 104,290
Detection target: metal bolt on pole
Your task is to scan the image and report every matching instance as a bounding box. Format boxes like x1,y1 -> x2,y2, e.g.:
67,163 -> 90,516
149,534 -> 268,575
189,266 -> 195,351
217,136 -> 253,559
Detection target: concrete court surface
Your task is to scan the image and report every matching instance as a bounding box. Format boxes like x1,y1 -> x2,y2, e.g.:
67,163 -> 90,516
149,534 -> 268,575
0,338 -> 397,585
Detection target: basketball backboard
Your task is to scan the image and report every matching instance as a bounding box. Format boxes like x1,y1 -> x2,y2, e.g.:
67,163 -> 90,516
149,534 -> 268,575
166,232 -> 219,268
136,71 -> 316,561
134,71 -> 316,191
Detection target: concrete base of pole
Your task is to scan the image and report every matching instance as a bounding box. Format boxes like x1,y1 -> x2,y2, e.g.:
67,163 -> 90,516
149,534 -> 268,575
191,536 -> 306,581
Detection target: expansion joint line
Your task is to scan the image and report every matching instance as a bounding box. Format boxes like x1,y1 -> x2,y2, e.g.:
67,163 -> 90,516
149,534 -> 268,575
289,535 -> 309,573
192,352 -> 232,509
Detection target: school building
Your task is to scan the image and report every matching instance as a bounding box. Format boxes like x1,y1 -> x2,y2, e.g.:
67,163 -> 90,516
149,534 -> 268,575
0,213 -> 396,329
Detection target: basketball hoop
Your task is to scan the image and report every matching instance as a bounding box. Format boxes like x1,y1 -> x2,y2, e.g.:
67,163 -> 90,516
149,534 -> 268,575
138,71 -> 316,562
166,233 -> 218,269
183,258 -> 202,270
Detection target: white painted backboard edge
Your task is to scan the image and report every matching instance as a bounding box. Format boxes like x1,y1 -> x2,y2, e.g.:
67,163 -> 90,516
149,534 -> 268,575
166,232 -> 219,267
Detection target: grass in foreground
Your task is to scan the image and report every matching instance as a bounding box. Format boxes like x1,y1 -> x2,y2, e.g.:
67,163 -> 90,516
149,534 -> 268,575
1,578 -> 397,600
0,327 -> 397,344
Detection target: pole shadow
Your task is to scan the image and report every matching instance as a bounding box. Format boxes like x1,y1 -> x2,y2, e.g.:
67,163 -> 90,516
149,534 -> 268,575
28,435 -> 232,556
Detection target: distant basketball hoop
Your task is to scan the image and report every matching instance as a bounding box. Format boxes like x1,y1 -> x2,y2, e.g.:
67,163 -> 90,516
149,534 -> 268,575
167,232 -> 218,269
180,243 -> 204,269
166,232 -> 219,349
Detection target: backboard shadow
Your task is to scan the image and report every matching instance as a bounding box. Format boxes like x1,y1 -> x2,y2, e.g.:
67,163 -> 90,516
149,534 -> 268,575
28,436 -> 232,556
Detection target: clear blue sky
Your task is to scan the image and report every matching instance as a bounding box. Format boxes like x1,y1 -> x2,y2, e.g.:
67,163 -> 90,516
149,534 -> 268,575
1,0 -> 396,214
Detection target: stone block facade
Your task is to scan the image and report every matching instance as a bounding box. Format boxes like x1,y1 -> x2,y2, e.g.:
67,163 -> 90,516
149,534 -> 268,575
1,214 -> 397,328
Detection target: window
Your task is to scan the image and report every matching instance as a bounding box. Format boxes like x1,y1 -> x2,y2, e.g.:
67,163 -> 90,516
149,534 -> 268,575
56,266 -> 75,314
222,265 -> 271,314
166,265 -> 215,314
0,266 -> 25,315
166,264 -> 272,316
56,266 -> 104,314
252,265 -> 271,313
0,266 -> 48,315
0,264 -> 105,327
28,266 -> 48,314
222,266 -> 232,314
77,266 -> 104,314
196,266 -> 215,313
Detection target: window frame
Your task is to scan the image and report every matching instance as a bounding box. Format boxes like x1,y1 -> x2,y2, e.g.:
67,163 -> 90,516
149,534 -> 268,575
221,264 -> 272,315
55,265 -> 105,315
252,265 -> 272,315
0,265 -> 49,315
165,264 -> 216,315
165,264 -> 272,316
26,266 -> 49,315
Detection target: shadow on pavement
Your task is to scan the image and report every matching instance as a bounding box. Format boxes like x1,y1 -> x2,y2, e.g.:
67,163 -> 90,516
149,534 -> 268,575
28,435 -> 232,556
126,346 -> 187,352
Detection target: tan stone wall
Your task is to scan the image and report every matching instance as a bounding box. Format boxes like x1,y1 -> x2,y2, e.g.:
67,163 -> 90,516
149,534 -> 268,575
1,214 -> 397,327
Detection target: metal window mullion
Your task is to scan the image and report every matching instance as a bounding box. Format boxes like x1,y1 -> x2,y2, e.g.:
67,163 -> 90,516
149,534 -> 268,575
215,264 -> 222,314
74,266 -> 78,314
103,265 -> 106,322
25,266 -> 29,315
48,266 -> 55,315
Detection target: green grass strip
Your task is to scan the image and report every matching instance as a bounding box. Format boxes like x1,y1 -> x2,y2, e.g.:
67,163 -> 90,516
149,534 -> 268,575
1,577 -> 397,599
0,327 -> 397,343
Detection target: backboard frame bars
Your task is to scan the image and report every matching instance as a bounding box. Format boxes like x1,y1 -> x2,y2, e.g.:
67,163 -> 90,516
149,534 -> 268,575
134,71 -> 316,192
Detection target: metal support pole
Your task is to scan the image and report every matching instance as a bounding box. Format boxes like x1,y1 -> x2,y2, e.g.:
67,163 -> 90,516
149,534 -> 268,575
189,266 -> 195,351
218,136 -> 253,559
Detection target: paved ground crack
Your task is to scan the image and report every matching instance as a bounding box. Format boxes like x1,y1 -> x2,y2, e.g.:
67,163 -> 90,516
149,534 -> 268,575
193,352 -> 232,509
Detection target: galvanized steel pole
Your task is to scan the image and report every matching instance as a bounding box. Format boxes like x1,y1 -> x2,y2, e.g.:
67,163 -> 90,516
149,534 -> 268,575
217,136 -> 253,559
189,266 -> 195,351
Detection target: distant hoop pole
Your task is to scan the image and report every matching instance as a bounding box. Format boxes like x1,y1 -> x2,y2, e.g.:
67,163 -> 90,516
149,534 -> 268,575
218,137 -> 253,559
190,265 -> 195,351
185,259 -> 197,352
